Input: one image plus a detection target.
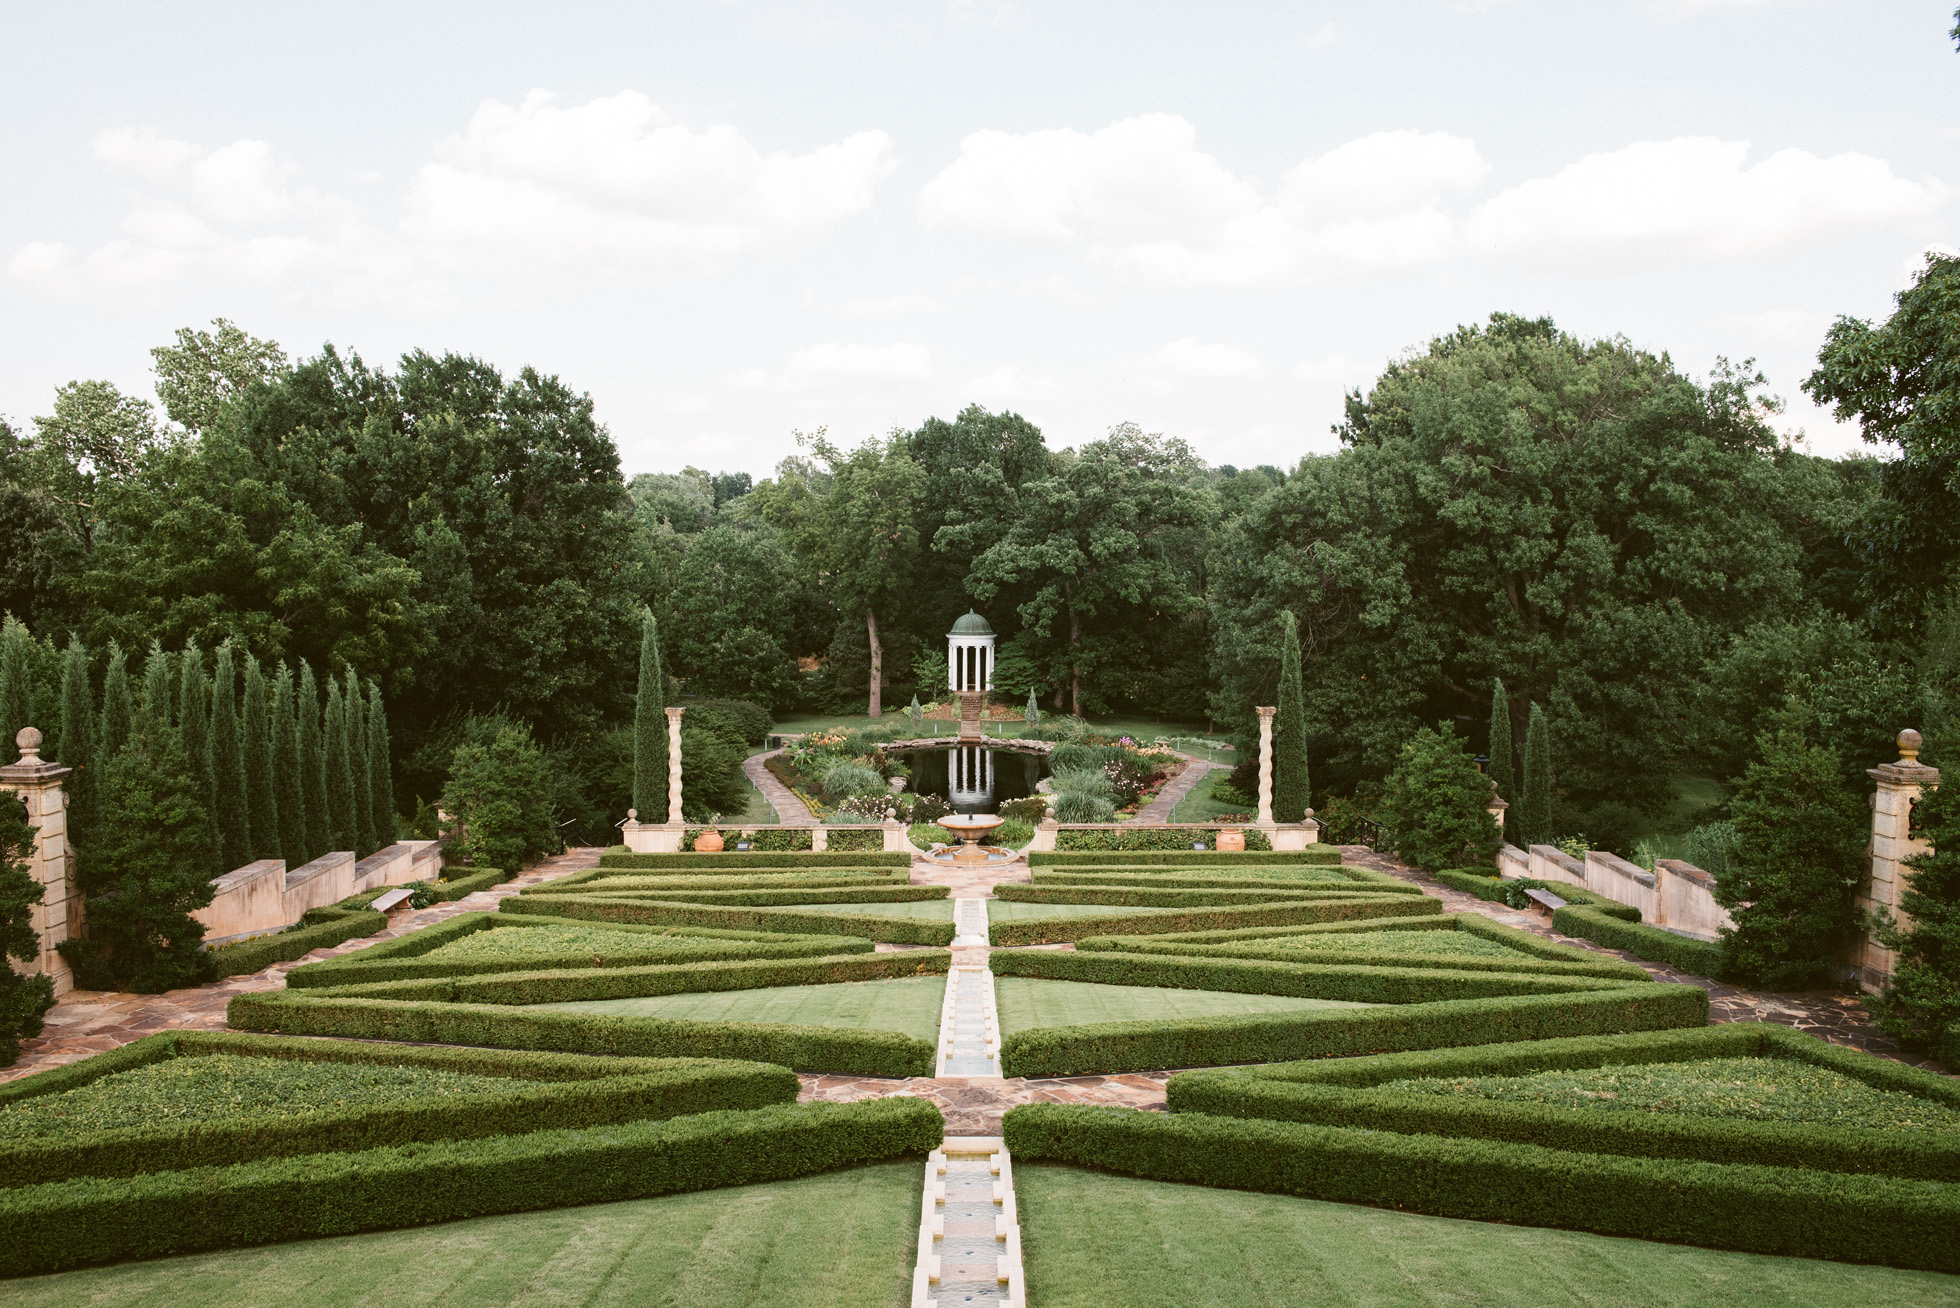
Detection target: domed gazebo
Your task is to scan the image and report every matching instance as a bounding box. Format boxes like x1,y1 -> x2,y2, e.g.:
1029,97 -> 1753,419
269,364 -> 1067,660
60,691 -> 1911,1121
948,610 -> 995,693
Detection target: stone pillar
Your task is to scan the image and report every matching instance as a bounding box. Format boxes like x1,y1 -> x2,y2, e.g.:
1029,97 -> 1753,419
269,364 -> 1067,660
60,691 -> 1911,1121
1487,791 -> 1509,834
0,728 -> 75,998
1255,706 -> 1276,827
664,706 -> 686,826
1858,728 -> 1940,992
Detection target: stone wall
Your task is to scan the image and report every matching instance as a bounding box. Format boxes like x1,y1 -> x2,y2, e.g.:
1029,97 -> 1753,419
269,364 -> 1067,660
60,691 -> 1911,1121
194,841 -> 442,947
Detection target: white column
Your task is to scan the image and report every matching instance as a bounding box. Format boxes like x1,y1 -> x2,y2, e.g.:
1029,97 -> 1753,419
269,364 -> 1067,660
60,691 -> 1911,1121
665,706 -> 686,825
1256,706 -> 1276,826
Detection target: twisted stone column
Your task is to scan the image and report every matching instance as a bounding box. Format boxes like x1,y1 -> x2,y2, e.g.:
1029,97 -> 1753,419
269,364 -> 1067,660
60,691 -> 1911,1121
665,706 -> 686,825
1255,706 -> 1275,827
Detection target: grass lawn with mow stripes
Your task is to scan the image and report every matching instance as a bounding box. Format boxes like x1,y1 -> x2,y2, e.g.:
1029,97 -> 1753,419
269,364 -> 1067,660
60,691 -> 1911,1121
533,975 -> 948,1041
994,977 -> 1373,1035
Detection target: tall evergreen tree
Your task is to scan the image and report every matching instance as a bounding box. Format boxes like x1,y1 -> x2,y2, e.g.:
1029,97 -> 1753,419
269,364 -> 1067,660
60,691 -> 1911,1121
1520,702 -> 1552,846
1272,611 -> 1311,823
0,618 -> 31,763
1871,773 -> 1960,1049
209,641 -> 251,872
0,795 -> 55,1065
297,661 -> 330,862
241,655 -> 278,862
98,643 -> 133,767
177,643 -> 213,871
324,676 -> 355,852
632,610 -> 666,819
272,663 -> 307,867
1487,678 -> 1516,844
139,642 -> 171,732
366,682 -> 395,847
345,668 -> 375,857
56,637 -> 95,837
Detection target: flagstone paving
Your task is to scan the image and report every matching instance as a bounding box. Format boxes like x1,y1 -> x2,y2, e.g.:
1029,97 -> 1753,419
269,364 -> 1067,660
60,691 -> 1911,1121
743,748 -> 815,824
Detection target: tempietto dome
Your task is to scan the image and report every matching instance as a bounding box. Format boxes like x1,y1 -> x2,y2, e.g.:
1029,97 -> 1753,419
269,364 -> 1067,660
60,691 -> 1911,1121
949,610 -> 994,636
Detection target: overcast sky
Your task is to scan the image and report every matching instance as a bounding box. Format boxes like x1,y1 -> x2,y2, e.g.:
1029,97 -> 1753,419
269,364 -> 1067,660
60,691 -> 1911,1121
3,0 -> 1956,475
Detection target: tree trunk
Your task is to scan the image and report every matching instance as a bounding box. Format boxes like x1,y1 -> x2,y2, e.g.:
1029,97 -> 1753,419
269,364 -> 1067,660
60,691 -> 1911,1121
866,608 -> 882,717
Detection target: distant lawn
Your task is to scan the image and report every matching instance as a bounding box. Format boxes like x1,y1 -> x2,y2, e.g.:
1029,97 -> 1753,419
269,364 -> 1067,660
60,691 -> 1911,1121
987,901 -> 1179,921
994,977 -> 1372,1036
774,899 -> 957,921
1016,1164 -> 1960,1308
0,1162 -> 922,1308
534,975 -> 947,1041
1171,770 -> 1253,824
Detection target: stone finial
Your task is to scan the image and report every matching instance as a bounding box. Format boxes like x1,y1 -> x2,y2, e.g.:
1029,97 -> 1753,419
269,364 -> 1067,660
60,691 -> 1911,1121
1899,729 -> 1924,763
14,727 -> 41,764
626,808 -> 638,822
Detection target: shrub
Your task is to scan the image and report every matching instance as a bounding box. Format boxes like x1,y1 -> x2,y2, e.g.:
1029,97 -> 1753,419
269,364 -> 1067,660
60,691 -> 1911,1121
1682,820 -> 1740,878
993,883 -> 1418,908
1052,791 -> 1117,823
999,796 -> 1048,823
1312,794 -> 1375,845
816,760 -> 886,801
1031,849 -> 1339,866
686,698 -> 773,746
598,851 -> 910,869
1377,725 -> 1500,874
209,900 -> 387,979
1552,904 -> 1728,978
0,794 -> 54,1065
683,826 -> 815,852
0,1097 -> 943,1277
1577,801 -> 1645,858
1053,827 -> 1273,852
903,792 -> 952,824
825,827 -> 884,852
443,724 -> 559,876
987,893 -> 1441,946
503,893 -> 956,946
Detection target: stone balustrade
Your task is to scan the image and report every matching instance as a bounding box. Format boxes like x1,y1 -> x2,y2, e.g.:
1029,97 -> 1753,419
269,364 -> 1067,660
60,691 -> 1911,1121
1506,842 -> 1734,943
193,840 -> 444,948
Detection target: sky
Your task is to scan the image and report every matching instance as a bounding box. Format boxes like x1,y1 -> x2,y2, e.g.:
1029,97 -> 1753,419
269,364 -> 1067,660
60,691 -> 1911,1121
2,0 -> 1956,476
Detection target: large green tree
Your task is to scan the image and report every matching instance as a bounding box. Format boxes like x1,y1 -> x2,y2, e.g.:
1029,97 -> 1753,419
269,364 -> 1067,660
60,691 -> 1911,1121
1272,611 -> 1310,823
0,795 -> 54,1065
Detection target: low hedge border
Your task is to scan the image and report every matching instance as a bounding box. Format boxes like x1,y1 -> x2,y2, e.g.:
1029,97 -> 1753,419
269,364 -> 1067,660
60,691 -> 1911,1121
1054,828 -> 1275,852
0,1031 -> 794,1189
598,852 -> 913,870
291,948 -> 953,1005
993,883 -> 1418,908
423,865 -> 513,901
284,914 -> 874,987
990,972 -> 1705,1076
1000,1103 -> 1959,1273
504,893 -> 956,945
1081,938 -> 1649,982
1030,869 -> 1418,893
988,895 -> 1440,946
558,885 -> 944,907
1,1096 -> 944,1278
208,901 -> 387,978
1075,915 -> 1460,948
1433,869 -> 1639,921
1553,904 -> 1729,979
1029,849 -> 1340,867
227,988 -> 940,1077
1164,1023 -> 1960,1181
532,871 -> 912,895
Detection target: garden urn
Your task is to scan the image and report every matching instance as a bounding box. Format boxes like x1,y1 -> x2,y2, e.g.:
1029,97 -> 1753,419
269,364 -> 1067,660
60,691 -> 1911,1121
1216,828 -> 1245,852
696,829 -> 725,852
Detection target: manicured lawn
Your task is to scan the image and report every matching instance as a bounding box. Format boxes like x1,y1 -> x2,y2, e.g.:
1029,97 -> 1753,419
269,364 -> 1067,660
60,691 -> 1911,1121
988,901 -> 1178,921
422,924 -> 737,961
994,978 -> 1372,1035
1015,1164 -> 1960,1307
0,1055 -> 516,1141
1171,771 -> 1255,823
535,976 -> 947,1041
775,899 -> 956,921
0,1161 -> 922,1307
1380,1055 -> 1960,1131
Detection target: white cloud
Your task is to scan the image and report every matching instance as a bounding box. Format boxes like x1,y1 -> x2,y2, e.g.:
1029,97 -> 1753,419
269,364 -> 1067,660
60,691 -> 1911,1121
1144,336 -> 1263,379
965,364 -> 1056,399
1306,22 -> 1335,49
1463,137 -> 1945,261
787,342 -> 932,378
919,115 -> 1487,285
844,292 -> 942,315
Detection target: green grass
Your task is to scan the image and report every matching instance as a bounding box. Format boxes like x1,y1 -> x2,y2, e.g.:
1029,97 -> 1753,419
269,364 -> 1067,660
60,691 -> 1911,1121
421,924 -> 740,961
0,1055 -> 517,1141
994,978 -> 1372,1035
1015,1164 -> 1960,1307
1255,929 -> 1529,960
0,1160 -> 922,1307
1626,772 -> 1729,861
1379,1056 -> 1960,1132
774,900 -> 956,921
1171,771 -> 1256,824
535,976 -> 948,1041
988,901 -> 1178,921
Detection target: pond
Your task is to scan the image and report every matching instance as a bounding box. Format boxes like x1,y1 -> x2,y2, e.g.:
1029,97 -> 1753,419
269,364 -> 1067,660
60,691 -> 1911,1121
900,745 -> 1049,814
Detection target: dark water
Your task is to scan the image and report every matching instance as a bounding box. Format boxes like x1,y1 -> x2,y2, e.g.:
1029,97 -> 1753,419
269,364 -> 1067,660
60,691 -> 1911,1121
902,746 -> 1048,814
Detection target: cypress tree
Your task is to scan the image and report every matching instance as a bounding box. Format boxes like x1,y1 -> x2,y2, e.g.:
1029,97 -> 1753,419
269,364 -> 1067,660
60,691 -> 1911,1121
57,636 -> 95,836
324,676 -> 355,852
272,663 -> 307,868
1520,702 -> 1552,846
0,618 -> 30,762
1487,678 -> 1516,844
297,661 -> 330,863
632,610 -> 666,819
98,643 -> 133,766
344,668 -> 375,857
209,641 -> 251,872
1272,610 -> 1311,824
139,642 -> 171,732
242,654 -> 278,862
366,682 -> 395,847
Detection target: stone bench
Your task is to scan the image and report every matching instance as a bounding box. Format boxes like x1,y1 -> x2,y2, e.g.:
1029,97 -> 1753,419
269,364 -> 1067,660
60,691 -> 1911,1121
1523,886 -> 1567,911
369,887 -> 416,913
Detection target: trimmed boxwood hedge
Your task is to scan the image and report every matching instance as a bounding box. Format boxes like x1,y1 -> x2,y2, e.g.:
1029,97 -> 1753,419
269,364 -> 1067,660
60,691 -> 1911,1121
1030,870 -> 1416,893
1552,903 -> 1729,979
208,900 -> 388,978
1164,1023 -> 1960,1182
1000,1103 -> 1959,1272
1054,827 -> 1274,852
990,973 -> 1707,1077
988,894 -> 1441,946
994,883 -> 1418,908
0,1031 -> 795,1189
598,851 -> 912,870
1083,938 -> 1649,982
535,871 -> 912,895
503,892 -> 956,945
563,884 -> 944,907
1030,849 -> 1341,867
1433,869 -> 1638,921
0,1096 -> 944,1278
284,914 -> 873,987
825,828 -> 886,852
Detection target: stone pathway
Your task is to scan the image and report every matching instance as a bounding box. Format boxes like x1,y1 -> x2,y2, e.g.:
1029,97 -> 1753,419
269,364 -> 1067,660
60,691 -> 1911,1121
0,847 -> 603,1085
1131,753 -> 1216,823
743,748 -> 814,824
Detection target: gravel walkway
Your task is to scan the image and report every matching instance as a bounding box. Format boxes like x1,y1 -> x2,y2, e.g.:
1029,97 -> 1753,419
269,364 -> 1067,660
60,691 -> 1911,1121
743,748 -> 814,824
1130,754 -> 1216,822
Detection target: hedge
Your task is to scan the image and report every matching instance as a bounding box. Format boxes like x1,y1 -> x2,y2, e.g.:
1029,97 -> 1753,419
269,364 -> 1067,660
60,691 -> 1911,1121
228,989 -> 940,1077
538,871 -> 911,895
0,1031 -> 795,1189
0,1096 -> 944,1277
993,883 -> 1418,909
1553,903 -> 1730,979
599,851 -> 912,870
826,828 -> 886,852
1029,849 -> 1340,867
1000,1104 -> 1959,1272
1432,869 -> 1639,921
285,915 -> 877,987
989,977 -> 1706,1077
560,884 -> 944,907
208,901 -> 387,978
1164,1023 -> 1960,1182
988,894 -> 1440,946
683,826 -> 813,852
290,948 -> 952,1006
424,865 -> 514,901
1031,869 -> 1417,893
503,893 -> 956,945
1082,938 -> 1649,982
1055,827 -> 1274,852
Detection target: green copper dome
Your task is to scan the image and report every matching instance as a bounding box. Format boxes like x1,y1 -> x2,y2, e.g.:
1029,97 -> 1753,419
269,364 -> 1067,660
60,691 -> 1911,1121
949,609 -> 994,636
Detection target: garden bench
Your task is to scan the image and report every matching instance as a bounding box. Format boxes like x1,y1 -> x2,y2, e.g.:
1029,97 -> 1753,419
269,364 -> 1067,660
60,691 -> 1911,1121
1522,887 -> 1567,911
370,887 -> 415,913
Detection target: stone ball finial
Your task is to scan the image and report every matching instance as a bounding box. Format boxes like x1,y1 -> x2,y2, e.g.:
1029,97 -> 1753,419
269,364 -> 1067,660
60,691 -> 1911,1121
14,727 -> 41,764
626,808 -> 638,822
1899,729 -> 1923,763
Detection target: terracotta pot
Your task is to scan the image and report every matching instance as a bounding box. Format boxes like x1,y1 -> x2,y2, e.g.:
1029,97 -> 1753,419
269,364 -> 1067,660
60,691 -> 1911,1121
695,829 -> 725,852
1215,828 -> 1246,852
